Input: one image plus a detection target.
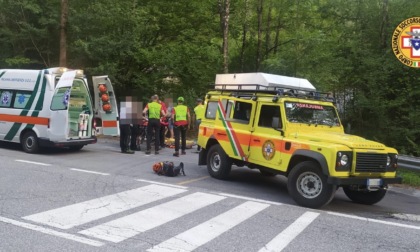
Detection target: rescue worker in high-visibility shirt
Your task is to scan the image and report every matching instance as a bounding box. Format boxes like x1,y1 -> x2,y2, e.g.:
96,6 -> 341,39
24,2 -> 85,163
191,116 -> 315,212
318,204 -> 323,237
193,98 -> 205,152
143,95 -> 165,155
172,96 -> 191,157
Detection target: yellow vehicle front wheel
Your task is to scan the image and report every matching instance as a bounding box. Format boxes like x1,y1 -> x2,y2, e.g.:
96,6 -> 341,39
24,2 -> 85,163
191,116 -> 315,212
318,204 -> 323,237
287,161 -> 336,208
207,144 -> 232,180
343,186 -> 387,205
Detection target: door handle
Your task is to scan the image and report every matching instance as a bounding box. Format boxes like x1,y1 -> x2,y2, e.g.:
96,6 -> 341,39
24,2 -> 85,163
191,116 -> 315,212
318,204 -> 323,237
217,132 -> 227,136
253,139 -> 261,142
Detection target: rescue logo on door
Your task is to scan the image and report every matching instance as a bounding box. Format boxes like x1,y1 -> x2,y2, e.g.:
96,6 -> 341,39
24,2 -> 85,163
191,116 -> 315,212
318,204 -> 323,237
392,17 -> 420,68
262,140 -> 275,160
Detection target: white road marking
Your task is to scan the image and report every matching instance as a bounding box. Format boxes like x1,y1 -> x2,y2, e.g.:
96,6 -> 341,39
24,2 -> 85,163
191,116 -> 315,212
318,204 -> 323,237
258,211 -> 320,252
79,192 -> 226,243
147,201 -> 269,252
136,179 -> 188,189
0,216 -> 103,247
327,211 -> 420,230
69,168 -> 109,176
218,193 -> 283,206
15,160 -> 51,166
392,213 -> 420,222
23,184 -> 186,229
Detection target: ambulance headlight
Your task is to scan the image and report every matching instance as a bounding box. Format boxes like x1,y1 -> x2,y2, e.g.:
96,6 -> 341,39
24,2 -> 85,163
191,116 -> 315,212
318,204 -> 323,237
336,151 -> 352,171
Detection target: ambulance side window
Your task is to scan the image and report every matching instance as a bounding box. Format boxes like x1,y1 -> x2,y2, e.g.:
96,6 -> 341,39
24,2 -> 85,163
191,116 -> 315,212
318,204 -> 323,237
0,90 -> 13,108
258,105 -> 281,129
14,91 -> 33,109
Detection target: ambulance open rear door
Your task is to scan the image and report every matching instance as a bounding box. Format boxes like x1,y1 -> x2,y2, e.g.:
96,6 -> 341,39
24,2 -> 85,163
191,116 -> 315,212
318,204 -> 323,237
92,76 -> 119,136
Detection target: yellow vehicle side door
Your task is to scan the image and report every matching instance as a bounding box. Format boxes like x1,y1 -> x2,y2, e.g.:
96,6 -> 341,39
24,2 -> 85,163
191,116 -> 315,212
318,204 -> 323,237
248,103 -> 285,170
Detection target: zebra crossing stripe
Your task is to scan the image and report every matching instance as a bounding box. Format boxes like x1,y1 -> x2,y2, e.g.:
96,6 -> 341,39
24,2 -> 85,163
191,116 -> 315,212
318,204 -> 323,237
258,211 -> 320,252
0,216 -> 104,247
79,192 -> 226,243
23,184 -> 186,229
147,201 -> 269,252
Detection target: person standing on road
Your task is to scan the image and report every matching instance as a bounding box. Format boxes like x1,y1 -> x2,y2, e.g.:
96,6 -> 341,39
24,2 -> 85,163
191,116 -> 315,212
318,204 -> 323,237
118,97 -> 134,154
172,97 -> 190,157
156,96 -> 168,149
193,98 -> 205,152
143,95 -> 165,155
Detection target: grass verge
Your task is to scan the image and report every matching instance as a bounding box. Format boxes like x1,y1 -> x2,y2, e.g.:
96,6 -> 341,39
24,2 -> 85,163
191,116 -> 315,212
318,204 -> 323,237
397,168 -> 420,188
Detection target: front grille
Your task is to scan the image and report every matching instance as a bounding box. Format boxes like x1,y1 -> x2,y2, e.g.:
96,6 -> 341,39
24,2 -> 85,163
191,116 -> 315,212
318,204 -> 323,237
355,153 -> 387,173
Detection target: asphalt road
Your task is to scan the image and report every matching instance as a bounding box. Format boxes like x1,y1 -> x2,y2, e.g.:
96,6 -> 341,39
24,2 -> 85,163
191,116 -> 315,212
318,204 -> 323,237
0,138 -> 419,252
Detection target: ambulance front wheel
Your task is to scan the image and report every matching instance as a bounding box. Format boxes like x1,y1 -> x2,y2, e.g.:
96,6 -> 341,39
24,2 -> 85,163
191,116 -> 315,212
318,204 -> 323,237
207,144 -> 232,180
287,161 -> 336,209
21,131 -> 40,154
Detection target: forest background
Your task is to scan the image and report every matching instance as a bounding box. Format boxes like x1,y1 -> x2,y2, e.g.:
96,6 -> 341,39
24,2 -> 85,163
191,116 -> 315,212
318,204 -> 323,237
0,0 -> 419,156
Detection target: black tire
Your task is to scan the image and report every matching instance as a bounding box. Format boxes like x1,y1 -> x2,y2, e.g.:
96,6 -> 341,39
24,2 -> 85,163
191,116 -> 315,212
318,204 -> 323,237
287,161 -> 336,208
343,187 -> 387,205
21,131 -> 40,154
69,145 -> 84,151
207,144 -> 232,180
259,169 -> 277,177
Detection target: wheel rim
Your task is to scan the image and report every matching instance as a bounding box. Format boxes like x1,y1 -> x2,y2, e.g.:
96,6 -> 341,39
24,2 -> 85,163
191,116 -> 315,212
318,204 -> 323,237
210,152 -> 221,172
26,136 -> 35,149
296,171 -> 323,199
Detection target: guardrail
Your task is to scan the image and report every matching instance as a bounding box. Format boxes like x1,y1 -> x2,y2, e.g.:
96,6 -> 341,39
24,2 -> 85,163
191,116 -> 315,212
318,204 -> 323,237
398,155 -> 420,172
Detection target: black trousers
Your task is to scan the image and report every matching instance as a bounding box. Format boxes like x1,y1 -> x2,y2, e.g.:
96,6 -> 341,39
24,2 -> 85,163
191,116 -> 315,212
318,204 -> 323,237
119,124 -> 131,152
174,125 -> 187,152
130,124 -> 140,150
146,118 -> 160,151
159,124 -> 166,147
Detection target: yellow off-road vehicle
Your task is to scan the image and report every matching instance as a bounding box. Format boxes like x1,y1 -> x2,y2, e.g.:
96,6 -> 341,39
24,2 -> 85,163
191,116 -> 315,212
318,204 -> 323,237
197,73 -> 401,208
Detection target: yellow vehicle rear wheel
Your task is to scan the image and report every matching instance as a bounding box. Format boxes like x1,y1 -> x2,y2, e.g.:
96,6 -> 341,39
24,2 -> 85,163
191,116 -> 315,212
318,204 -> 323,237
207,144 -> 232,180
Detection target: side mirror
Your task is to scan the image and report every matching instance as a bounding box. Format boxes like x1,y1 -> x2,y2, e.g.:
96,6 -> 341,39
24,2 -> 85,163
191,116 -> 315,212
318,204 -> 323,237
272,117 -> 284,136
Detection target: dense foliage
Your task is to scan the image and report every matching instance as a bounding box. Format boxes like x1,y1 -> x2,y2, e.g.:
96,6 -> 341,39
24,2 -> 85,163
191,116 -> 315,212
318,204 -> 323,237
0,0 -> 419,155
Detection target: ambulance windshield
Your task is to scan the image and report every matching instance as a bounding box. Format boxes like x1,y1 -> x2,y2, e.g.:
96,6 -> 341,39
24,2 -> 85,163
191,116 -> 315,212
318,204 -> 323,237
284,102 -> 340,127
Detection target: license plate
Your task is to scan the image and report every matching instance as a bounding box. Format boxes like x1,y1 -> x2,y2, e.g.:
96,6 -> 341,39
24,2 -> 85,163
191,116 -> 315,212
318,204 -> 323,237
367,179 -> 382,186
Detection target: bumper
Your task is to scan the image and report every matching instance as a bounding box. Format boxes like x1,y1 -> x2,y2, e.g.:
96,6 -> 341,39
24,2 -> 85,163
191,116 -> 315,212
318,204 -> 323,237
38,137 -> 97,148
328,176 -> 402,186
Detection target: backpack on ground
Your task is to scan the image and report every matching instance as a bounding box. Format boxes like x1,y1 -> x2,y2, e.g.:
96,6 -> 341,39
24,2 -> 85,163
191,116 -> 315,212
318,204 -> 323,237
152,161 -> 185,177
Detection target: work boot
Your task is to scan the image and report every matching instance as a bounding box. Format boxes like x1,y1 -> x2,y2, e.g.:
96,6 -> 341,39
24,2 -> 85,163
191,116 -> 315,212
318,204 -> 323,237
181,150 -> 186,155
173,151 -> 179,157
145,150 -> 151,155
126,149 -> 135,154
174,162 -> 185,176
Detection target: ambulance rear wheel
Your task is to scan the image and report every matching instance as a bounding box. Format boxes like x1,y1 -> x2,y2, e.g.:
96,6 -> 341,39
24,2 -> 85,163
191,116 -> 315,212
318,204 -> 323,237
207,144 -> 232,180
287,161 -> 336,208
21,131 -> 40,154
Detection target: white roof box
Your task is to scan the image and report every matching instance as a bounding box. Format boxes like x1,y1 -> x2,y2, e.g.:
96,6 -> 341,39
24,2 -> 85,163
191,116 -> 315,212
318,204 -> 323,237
215,72 -> 316,91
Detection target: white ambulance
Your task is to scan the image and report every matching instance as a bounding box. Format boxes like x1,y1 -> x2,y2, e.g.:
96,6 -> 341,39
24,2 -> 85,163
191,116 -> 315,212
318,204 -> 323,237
0,67 -> 118,153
